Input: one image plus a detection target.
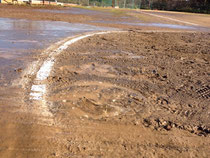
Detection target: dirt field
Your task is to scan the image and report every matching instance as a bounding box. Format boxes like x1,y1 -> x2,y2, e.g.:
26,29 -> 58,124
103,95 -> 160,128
0,5 -> 91,22
1,4 -> 209,30
44,31 -> 210,157
140,10 -> 210,27
0,4 -> 210,158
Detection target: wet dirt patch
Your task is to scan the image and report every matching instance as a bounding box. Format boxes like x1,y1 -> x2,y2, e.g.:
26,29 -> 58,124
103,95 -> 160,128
40,31 -> 210,157
0,5 -> 210,157
49,81 -> 145,119
49,31 -> 210,136
59,63 -> 117,78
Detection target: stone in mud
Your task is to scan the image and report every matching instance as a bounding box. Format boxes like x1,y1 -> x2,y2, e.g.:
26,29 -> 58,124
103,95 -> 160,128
15,68 -> 23,73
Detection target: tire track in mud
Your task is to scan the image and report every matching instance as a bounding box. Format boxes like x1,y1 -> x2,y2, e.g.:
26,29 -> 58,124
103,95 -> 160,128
196,84 -> 210,99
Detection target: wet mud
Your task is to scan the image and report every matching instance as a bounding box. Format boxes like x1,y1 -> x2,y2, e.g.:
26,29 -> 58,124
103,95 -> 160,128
0,4 -> 210,158
1,4 -> 209,32
44,31 -> 210,157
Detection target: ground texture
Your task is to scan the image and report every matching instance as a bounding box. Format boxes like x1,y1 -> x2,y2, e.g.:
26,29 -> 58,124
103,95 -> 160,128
46,31 -> 210,157
0,4 -> 210,158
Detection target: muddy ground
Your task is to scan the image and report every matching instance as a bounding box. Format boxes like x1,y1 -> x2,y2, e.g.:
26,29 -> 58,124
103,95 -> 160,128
0,5 -> 92,23
45,31 -> 210,157
0,4 -> 210,158
1,4 -> 209,31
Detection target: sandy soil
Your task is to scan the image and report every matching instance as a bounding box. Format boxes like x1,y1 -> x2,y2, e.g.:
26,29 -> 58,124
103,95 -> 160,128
45,31 -> 210,157
0,4 -> 210,158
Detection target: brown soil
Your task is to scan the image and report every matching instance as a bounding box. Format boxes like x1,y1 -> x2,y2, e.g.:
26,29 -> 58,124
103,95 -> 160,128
0,4 -> 210,158
0,4 -> 92,23
46,31 -> 210,157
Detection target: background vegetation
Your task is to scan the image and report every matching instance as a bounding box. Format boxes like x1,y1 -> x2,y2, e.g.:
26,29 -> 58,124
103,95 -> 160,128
58,0 -> 210,13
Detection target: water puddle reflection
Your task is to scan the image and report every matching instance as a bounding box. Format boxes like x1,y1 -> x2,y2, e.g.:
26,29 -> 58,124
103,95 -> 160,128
91,20 -> 198,30
35,7 -> 111,16
0,18 -> 114,85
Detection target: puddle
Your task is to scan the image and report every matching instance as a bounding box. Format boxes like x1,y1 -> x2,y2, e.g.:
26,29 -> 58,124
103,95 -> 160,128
0,18 -> 112,53
35,7 -> 111,16
35,8 -> 210,31
0,18 -> 114,85
121,22 -> 197,29
91,20 -> 197,30
129,55 -> 145,59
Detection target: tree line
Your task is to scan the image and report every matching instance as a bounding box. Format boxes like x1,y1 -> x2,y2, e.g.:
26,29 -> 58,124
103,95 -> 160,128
118,0 -> 210,13
139,0 -> 210,13
59,0 -> 210,13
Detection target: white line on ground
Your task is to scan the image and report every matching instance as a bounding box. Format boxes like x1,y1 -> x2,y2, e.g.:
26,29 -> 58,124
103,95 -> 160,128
30,31 -> 123,101
141,11 -> 199,26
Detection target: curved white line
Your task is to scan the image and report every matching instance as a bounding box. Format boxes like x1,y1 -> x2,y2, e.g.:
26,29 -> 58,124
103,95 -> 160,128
30,31 -> 123,101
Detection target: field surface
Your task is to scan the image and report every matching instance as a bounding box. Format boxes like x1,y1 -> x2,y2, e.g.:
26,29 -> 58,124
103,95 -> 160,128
0,4 -> 209,158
